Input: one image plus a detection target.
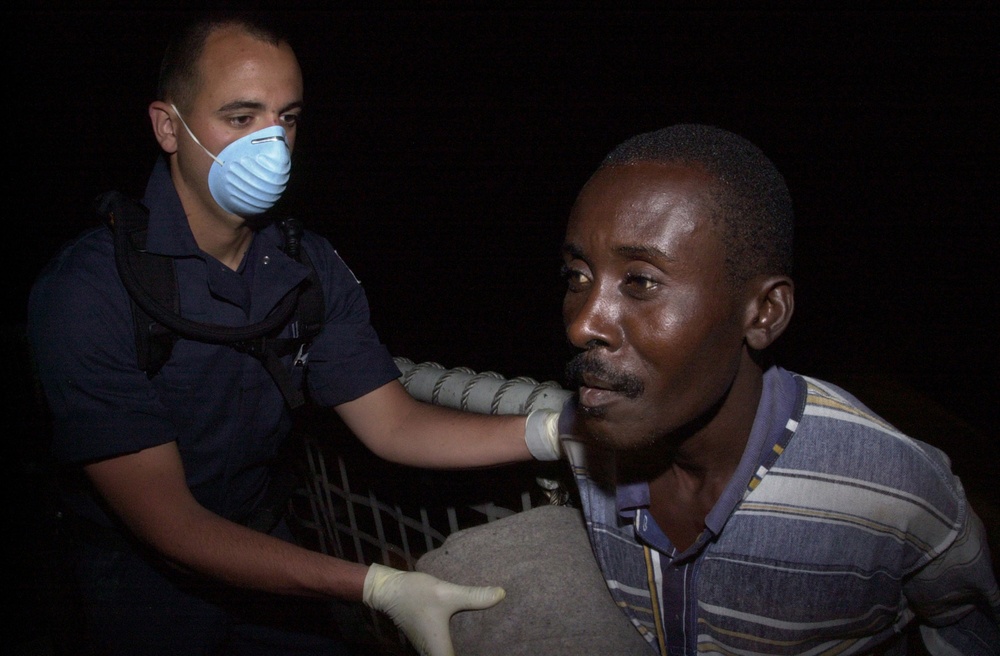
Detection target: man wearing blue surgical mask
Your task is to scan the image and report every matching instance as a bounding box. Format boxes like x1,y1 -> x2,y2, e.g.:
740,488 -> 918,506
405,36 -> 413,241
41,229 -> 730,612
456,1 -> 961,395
170,103 -> 292,216
28,12 -> 565,656
148,24 -> 303,270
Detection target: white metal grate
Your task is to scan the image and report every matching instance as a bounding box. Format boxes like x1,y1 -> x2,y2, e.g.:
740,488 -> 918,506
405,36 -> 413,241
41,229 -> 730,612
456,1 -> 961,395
288,357 -> 573,650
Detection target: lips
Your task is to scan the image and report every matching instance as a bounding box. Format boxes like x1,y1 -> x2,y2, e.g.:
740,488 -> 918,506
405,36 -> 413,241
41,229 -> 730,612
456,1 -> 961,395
577,373 -> 621,408
580,371 -> 614,391
565,352 -> 645,408
578,386 -> 622,409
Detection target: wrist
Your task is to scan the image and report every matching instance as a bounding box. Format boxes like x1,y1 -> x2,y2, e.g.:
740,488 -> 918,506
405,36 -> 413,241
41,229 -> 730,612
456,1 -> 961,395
524,409 -> 561,461
363,562 -> 392,608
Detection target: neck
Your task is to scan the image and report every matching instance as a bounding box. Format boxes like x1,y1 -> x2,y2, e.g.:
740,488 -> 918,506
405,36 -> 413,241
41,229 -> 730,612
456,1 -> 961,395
183,197 -> 253,270
195,220 -> 253,270
625,351 -> 764,489
640,354 -> 765,550
170,160 -> 253,270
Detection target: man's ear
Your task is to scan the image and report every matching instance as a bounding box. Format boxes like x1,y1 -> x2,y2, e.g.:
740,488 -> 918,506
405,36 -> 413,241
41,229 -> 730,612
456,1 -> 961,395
148,101 -> 179,154
743,275 -> 794,351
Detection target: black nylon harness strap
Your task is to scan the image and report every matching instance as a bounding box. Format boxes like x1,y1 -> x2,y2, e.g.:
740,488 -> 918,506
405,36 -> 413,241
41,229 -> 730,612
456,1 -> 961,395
96,190 -> 323,410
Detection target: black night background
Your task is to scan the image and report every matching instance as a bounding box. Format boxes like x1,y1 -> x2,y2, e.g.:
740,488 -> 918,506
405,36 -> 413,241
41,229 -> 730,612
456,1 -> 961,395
6,5 -> 999,651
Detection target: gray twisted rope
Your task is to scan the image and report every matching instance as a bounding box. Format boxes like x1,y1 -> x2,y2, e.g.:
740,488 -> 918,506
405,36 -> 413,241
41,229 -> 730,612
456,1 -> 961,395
525,379 -> 566,411
460,371 -> 505,412
398,359 -> 442,391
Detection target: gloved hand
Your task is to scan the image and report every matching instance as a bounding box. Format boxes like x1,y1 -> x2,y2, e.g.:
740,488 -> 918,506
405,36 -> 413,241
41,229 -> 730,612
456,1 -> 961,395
362,562 -> 505,656
524,396 -> 575,461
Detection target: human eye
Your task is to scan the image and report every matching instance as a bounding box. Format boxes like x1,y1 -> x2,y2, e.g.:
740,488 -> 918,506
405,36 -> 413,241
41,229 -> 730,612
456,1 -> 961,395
623,272 -> 658,297
228,114 -> 254,129
560,263 -> 590,293
280,112 -> 300,129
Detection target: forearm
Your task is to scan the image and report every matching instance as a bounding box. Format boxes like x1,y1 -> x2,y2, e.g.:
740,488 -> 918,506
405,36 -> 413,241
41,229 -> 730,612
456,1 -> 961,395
337,381 -> 536,468
363,401 -> 533,468
159,506 -> 369,600
85,444 -> 369,600
84,439 -> 508,656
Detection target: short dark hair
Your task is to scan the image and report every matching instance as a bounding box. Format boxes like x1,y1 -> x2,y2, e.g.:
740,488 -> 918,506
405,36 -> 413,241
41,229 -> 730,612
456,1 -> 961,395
601,124 -> 794,286
157,11 -> 289,112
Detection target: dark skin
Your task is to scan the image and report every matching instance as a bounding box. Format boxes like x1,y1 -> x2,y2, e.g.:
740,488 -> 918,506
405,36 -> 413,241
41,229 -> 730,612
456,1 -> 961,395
561,161 -> 793,550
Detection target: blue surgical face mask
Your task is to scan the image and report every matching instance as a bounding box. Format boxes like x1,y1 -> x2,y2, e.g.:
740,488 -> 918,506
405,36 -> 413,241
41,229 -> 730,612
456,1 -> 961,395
172,104 -> 292,216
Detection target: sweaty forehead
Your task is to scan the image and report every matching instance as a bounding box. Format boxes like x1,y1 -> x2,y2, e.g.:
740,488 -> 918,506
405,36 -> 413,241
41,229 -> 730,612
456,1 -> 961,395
565,162 -> 716,253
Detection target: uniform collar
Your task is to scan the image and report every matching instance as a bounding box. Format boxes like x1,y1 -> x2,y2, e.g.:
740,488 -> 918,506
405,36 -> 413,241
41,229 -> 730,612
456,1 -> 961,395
138,156 -> 311,317
140,156 -> 200,258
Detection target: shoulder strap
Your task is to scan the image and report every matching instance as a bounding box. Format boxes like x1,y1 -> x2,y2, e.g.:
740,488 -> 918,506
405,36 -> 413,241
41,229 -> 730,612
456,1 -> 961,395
95,191 -> 179,376
265,218 -> 325,349
98,191 -> 322,409
234,218 -> 324,409
99,192 -> 301,344
134,269 -> 180,377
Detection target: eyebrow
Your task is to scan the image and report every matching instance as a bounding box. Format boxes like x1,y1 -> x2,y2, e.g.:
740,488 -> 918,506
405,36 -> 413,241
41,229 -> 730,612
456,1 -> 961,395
616,244 -> 674,263
216,99 -> 304,114
562,241 -> 674,263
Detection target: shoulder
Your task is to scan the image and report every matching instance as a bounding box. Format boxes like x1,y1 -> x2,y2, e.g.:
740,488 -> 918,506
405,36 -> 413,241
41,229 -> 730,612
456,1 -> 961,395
30,226 -> 124,318
296,227 -> 362,284
771,373 -> 967,555
35,225 -> 115,274
793,373 -> 959,485
28,225 -> 137,385
292,228 -> 376,320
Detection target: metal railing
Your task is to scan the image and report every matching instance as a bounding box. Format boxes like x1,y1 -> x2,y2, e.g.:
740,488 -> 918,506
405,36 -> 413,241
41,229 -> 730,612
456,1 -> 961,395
288,357 -> 573,650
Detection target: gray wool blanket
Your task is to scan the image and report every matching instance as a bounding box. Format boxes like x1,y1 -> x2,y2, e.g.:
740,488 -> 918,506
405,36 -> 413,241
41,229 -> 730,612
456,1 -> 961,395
416,504 -> 651,655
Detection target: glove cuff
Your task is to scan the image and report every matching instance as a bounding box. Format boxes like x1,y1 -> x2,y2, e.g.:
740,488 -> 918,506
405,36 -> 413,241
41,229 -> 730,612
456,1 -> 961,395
362,562 -> 393,609
524,409 -> 562,461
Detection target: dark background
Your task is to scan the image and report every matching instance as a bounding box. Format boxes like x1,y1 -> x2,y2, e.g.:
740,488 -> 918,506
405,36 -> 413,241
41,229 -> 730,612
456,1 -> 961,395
10,5 -> 997,434
5,5 -> 999,649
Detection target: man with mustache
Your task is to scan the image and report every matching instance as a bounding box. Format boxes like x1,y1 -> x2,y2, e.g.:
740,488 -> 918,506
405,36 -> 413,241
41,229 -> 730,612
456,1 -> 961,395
557,124 -> 999,654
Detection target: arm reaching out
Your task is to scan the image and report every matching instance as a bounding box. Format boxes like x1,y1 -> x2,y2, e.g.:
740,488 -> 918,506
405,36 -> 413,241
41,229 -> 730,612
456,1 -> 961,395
336,380 -> 526,466
87,440 -> 508,655
84,441 -> 370,599
337,380 -> 571,468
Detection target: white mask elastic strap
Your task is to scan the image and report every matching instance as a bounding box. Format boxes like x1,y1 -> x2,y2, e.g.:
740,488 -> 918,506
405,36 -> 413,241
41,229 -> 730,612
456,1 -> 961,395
171,104 -> 223,165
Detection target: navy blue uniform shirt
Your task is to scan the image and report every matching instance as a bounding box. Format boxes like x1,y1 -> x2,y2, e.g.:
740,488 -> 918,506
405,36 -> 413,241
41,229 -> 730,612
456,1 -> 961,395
29,157 -> 400,527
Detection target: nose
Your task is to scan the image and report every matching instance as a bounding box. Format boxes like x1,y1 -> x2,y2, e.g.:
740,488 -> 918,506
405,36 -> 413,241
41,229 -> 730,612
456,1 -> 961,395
564,283 -> 619,352
267,116 -> 294,149
251,134 -> 286,144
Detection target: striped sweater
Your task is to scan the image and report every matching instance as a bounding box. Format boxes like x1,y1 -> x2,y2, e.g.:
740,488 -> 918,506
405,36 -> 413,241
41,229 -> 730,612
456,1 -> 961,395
566,367 -> 1000,655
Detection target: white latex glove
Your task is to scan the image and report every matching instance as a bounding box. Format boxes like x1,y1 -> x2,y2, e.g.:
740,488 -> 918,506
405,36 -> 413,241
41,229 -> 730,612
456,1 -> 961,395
524,396 -> 575,460
524,408 -> 561,460
362,562 -> 505,656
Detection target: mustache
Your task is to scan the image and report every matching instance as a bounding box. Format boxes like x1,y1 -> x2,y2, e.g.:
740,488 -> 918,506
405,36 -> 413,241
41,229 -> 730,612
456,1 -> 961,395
564,353 -> 644,400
